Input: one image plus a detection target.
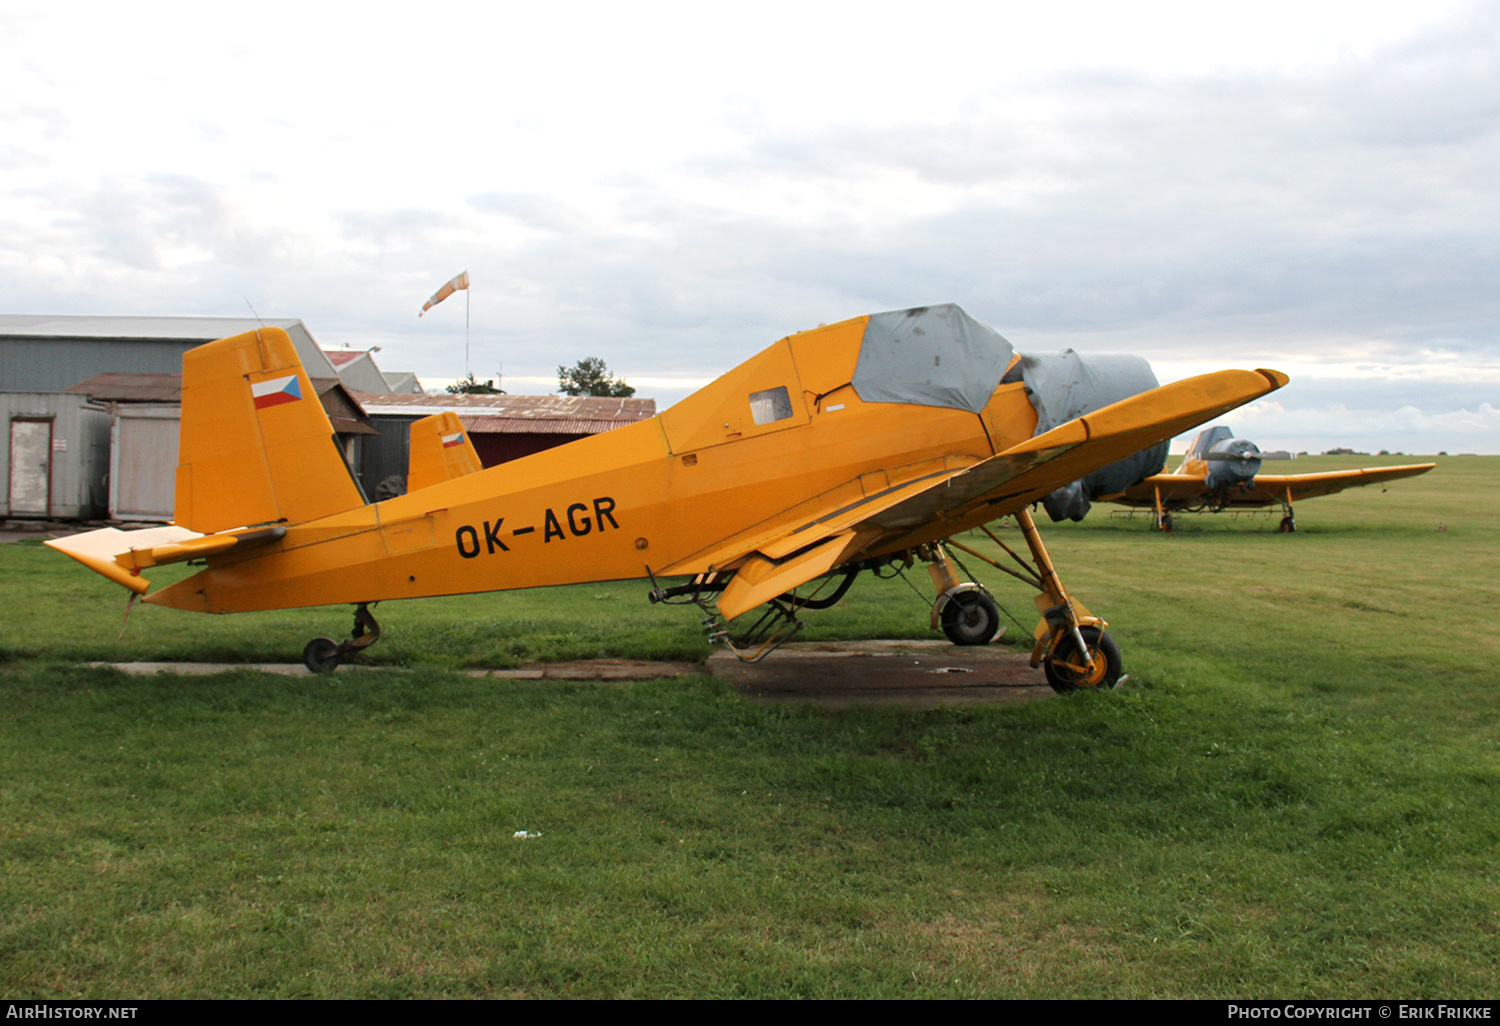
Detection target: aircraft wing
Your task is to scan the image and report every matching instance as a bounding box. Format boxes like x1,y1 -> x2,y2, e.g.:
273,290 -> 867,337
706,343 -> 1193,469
1109,473 -> 1217,507
697,367 -> 1287,619
1110,462 -> 1436,507
1252,463 -> 1437,503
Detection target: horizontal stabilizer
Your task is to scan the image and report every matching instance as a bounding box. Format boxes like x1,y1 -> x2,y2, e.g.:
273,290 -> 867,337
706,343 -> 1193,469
45,526 -> 201,595
45,525 -> 288,594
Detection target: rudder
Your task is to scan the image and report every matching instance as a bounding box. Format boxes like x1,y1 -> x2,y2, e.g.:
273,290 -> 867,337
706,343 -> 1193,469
407,411 -> 483,492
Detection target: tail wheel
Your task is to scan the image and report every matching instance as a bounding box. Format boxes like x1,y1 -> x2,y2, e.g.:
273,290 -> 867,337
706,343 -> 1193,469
303,637 -> 342,674
940,590 -> 1000,646
1044,626 -> 1122,693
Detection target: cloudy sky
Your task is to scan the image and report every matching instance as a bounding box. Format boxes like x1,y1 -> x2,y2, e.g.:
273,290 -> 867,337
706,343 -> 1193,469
3,1 -> 1497,453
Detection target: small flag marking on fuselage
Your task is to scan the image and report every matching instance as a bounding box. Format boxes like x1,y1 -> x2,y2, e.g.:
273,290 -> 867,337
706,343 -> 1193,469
252,374 -> 302,410
442,432 -> 465,448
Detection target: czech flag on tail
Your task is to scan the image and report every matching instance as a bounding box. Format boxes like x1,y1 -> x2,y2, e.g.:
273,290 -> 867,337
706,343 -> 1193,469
442,432 -> 466,448
251,374 -> 303,410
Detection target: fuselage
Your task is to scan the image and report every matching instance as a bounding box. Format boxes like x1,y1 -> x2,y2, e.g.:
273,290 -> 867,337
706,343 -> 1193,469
149,316 -> 1041,613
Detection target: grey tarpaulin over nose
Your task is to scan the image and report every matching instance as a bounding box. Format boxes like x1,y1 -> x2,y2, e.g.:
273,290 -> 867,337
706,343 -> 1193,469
851,305 -> 1015,414
1204,435 -> 1262,489
1013,350 -> 1169,522
848,306 -> 1167,523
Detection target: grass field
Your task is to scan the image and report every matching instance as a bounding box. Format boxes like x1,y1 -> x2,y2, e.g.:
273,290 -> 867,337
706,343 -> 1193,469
2,455 -> 1497,998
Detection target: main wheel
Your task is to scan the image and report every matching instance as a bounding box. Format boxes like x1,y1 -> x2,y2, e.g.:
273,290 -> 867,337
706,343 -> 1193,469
940,590 -> 1000,646
303,637 -> 342,674
1278,515 -> 1296,533
1044,626 -> 1122,693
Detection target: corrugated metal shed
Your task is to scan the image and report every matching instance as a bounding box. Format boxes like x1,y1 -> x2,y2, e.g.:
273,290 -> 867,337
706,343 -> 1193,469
60,373 -> 377,518
322,349 -> 392,393
0,315 -> 338,392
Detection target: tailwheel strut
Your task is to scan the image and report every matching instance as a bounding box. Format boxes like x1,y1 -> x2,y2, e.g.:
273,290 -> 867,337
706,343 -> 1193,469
303,602 -> 382,674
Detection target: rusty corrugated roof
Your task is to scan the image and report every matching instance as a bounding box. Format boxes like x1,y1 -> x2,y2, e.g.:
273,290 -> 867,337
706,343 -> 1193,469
354,392 -> 656,422
64,373 -> 182,402
457,415 -> 639,435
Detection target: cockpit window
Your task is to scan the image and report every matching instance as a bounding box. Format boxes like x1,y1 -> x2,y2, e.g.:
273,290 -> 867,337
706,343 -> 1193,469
749,386 -> 793,425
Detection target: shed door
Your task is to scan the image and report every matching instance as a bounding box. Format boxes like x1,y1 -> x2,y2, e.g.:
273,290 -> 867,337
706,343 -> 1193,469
9,419 -> 52,516
112,415 -> 180,520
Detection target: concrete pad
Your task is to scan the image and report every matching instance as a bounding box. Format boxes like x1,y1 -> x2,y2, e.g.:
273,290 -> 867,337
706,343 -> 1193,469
469,660 -> 702,681
707,639 -> 1053,708
85,644 -> 1049,708
87,659 -> 702,681
87,661 -> 348,677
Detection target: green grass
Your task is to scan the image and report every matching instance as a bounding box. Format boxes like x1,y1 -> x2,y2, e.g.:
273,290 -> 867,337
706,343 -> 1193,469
2,455 -> 1497,997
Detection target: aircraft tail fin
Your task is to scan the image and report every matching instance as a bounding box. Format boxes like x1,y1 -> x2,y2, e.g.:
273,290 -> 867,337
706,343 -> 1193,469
406,412 -> 484,492
173,328 -> 366,533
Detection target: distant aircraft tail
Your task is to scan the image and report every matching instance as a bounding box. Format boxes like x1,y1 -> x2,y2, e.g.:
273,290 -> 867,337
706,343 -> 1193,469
406,411 -> 484,492
173,327 -> 367,533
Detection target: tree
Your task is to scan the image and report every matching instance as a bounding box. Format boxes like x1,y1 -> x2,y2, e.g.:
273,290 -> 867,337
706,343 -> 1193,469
558,357 -> 635,397
446,372 -> 504,395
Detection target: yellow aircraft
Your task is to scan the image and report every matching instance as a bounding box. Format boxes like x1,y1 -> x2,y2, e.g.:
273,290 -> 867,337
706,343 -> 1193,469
47,305 -> 1287,691
1098,425 -> 1436,532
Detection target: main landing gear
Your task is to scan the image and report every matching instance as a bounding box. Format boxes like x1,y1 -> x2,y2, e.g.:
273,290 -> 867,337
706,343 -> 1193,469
1152,485 -> 1174,532
662,510 -> 1124,692
303,602 -> 381,674
919,543 -> 1002,646
940,508 -> 1123,693
1278,486 -> 1297,533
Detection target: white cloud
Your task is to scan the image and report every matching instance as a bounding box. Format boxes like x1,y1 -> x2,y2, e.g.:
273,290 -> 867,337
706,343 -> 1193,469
1,1 -> 1497,451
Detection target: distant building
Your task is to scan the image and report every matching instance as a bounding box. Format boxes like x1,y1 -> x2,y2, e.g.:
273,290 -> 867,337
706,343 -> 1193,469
353,392 -> 657,495
1,314 -> 645,520
322,348 -> 391,394
322,349 -> 424,395
0,315 -> 338,520
381,371 -> 425,394
60,373 -> 376,521
0,315 -> 338,391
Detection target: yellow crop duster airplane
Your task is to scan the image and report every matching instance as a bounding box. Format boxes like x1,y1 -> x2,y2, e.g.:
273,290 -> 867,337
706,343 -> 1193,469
48,305 -> 1287,691
1097,425 -> 1436,532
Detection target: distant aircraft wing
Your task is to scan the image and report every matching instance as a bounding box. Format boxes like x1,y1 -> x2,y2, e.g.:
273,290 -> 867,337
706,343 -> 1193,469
1109,462 -> 1436,508
688,367 -> 1288,619
1250,464 -> 1437,503
1108,473 -> 1216,507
